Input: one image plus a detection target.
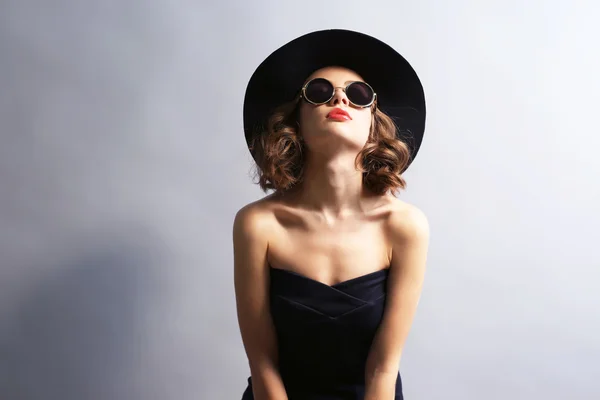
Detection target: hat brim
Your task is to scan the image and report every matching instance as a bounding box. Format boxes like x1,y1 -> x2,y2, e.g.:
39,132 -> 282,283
243,29 -> 426,171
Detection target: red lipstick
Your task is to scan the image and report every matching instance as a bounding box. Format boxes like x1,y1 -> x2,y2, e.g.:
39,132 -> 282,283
327,108 -> 352,121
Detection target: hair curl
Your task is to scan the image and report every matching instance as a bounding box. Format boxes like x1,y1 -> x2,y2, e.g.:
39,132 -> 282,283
249,100 -> 412,195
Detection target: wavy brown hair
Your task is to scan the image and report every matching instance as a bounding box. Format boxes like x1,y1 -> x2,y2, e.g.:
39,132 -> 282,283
249,99 -> 412,195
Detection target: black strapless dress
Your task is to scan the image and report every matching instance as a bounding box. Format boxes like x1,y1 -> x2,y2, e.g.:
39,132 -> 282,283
241,266 -> 403,400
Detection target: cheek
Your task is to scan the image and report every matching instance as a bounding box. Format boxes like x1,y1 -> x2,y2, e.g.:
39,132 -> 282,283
298,104 -> 320,126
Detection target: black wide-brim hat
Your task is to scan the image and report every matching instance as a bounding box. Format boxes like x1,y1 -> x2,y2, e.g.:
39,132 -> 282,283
243,29 -> 426,171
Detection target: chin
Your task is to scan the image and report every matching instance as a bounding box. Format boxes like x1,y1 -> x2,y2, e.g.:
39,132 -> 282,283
313,126 -> 368,150
330,123 -> 369,137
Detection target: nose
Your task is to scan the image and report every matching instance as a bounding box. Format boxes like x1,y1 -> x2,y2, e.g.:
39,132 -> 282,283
329,86 -> 349,106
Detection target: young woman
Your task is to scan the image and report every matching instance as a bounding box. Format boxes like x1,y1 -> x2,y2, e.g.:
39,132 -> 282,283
234,29 -> 429,400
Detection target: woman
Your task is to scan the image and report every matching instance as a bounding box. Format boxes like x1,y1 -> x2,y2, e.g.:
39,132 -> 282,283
234,29 -> 429,400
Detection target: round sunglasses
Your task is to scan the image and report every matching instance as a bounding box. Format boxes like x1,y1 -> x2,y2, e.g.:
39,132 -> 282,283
300,78 -> 377,108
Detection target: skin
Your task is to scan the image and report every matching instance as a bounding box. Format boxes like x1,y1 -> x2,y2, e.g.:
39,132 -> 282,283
234,66 -> 429,400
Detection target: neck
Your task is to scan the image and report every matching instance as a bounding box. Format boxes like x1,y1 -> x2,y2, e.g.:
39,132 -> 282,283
296,151 -> 374,218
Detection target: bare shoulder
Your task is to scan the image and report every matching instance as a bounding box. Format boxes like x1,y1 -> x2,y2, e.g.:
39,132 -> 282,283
384,198 -> 430,244
232,195 -> 281,281
233,195 -> 292,244
232,194 -> 279,241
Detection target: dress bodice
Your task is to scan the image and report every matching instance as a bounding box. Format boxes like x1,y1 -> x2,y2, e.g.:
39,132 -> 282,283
242,266 -> 403,400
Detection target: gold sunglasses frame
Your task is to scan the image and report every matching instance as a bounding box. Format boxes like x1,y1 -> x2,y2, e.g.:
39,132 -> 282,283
300,78 -> 377,108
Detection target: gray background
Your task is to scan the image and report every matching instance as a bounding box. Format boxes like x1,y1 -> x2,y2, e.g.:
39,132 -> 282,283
1,1 -> 599,399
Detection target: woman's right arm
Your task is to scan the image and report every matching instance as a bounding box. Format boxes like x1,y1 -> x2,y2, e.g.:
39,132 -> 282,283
233,205 -> 288,400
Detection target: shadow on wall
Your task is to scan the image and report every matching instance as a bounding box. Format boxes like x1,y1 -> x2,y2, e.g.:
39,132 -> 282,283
0,227 -> 165,400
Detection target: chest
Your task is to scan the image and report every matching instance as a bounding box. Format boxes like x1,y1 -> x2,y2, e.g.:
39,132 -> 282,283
267,217 -> 390,286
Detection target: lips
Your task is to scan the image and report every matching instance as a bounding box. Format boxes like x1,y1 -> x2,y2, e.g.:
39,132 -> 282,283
327,108 -> 352,121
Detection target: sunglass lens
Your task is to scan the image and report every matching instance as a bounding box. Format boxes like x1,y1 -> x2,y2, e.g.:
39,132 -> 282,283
304,78 -> 334,104
346,82 -> 374,106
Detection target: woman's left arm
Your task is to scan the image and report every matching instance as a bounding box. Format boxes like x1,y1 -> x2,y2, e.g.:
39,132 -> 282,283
363,205 -> 430,400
